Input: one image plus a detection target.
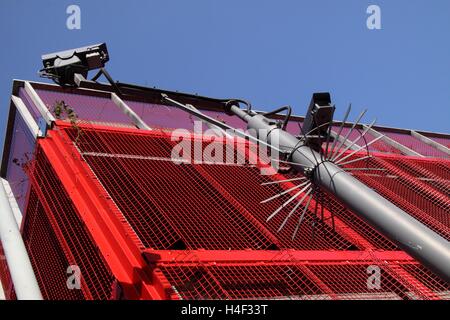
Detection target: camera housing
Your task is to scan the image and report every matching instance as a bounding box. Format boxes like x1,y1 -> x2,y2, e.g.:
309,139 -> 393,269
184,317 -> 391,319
40,43 -> 109,86
302,92 -> 335,150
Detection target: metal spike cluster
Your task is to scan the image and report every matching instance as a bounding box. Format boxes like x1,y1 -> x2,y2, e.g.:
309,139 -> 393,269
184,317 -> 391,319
261,104 -> 386,240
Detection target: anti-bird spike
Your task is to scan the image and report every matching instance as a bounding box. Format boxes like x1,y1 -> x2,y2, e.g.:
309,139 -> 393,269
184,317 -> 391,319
226,93 -> 450,283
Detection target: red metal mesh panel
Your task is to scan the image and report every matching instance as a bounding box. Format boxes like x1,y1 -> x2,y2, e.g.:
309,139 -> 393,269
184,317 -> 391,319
85,155 -> 183,250
63,125 -> 449,253
381,157 -> 450,197
67,128 -> 277,250
12,120 -> 448,300
25,148 -> 116,299
159,266 -> 229,300
167,133 -> 390,250
0,244 -> 15,300
199,163 -> 358,250
66,126 -> 360,251
7,84 -> 450,300
159,264 -> 324,300
208,265 -> 323,299
315,190 -> 398,250
306,263 -> 410,300
401,264 -> 450,299
66,128 -> 184,250
158,262 -> 439,300
340,153 -> 450,240
382,131 -> 448,158
21,188 -> 85,300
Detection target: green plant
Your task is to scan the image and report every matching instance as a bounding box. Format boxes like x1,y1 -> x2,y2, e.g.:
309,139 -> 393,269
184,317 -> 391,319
52,100 -> 83,144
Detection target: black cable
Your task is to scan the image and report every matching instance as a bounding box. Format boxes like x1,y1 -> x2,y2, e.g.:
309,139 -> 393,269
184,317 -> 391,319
224,99 -> 253,113
261,105 -> 292,130
117,81 -> 253,114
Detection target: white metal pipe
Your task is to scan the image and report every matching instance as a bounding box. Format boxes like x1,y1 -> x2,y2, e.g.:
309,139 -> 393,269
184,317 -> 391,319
0,275 -> 5,300
411,130 -> 450,156
1,180 -> 22,231
0,179 -> 42,300
111,93 -> 152,130
363,125 -> 424,157
24,81 -> 55,125
11,96 -> 42,138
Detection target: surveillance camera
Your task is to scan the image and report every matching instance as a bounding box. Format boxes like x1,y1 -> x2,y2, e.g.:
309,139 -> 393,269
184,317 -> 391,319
39,43 -> 109,86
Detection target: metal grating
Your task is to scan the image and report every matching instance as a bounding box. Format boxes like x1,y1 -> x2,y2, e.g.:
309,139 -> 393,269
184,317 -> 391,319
69,129 -> 277,250
65,126 -> 360,251
382,131 -> 448,158
198,163 -> 358,250
22,188 -> 85,300
25,148 -> 116,299
158,262 -> 442,300
401,264 -> 450,299
306,263 -> 409,300
341,153 -> 450,240
316,191 -> 398,250
159,264 -> 325,300
0,243 -> 15,300
381,157 -> 450,197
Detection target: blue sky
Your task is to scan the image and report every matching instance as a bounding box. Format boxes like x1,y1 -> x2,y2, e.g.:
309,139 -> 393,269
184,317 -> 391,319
0,0 -> 449,142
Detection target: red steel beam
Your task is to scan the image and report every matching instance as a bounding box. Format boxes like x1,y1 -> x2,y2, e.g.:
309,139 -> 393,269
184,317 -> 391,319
143,249 -> 414,264
37,128 -> 169,299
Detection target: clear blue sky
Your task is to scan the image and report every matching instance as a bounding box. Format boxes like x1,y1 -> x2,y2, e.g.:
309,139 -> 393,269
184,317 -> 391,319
1,0 -> 449,142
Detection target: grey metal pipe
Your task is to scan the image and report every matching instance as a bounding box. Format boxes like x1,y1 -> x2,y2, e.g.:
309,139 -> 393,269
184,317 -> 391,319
230,106 -> 450,283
